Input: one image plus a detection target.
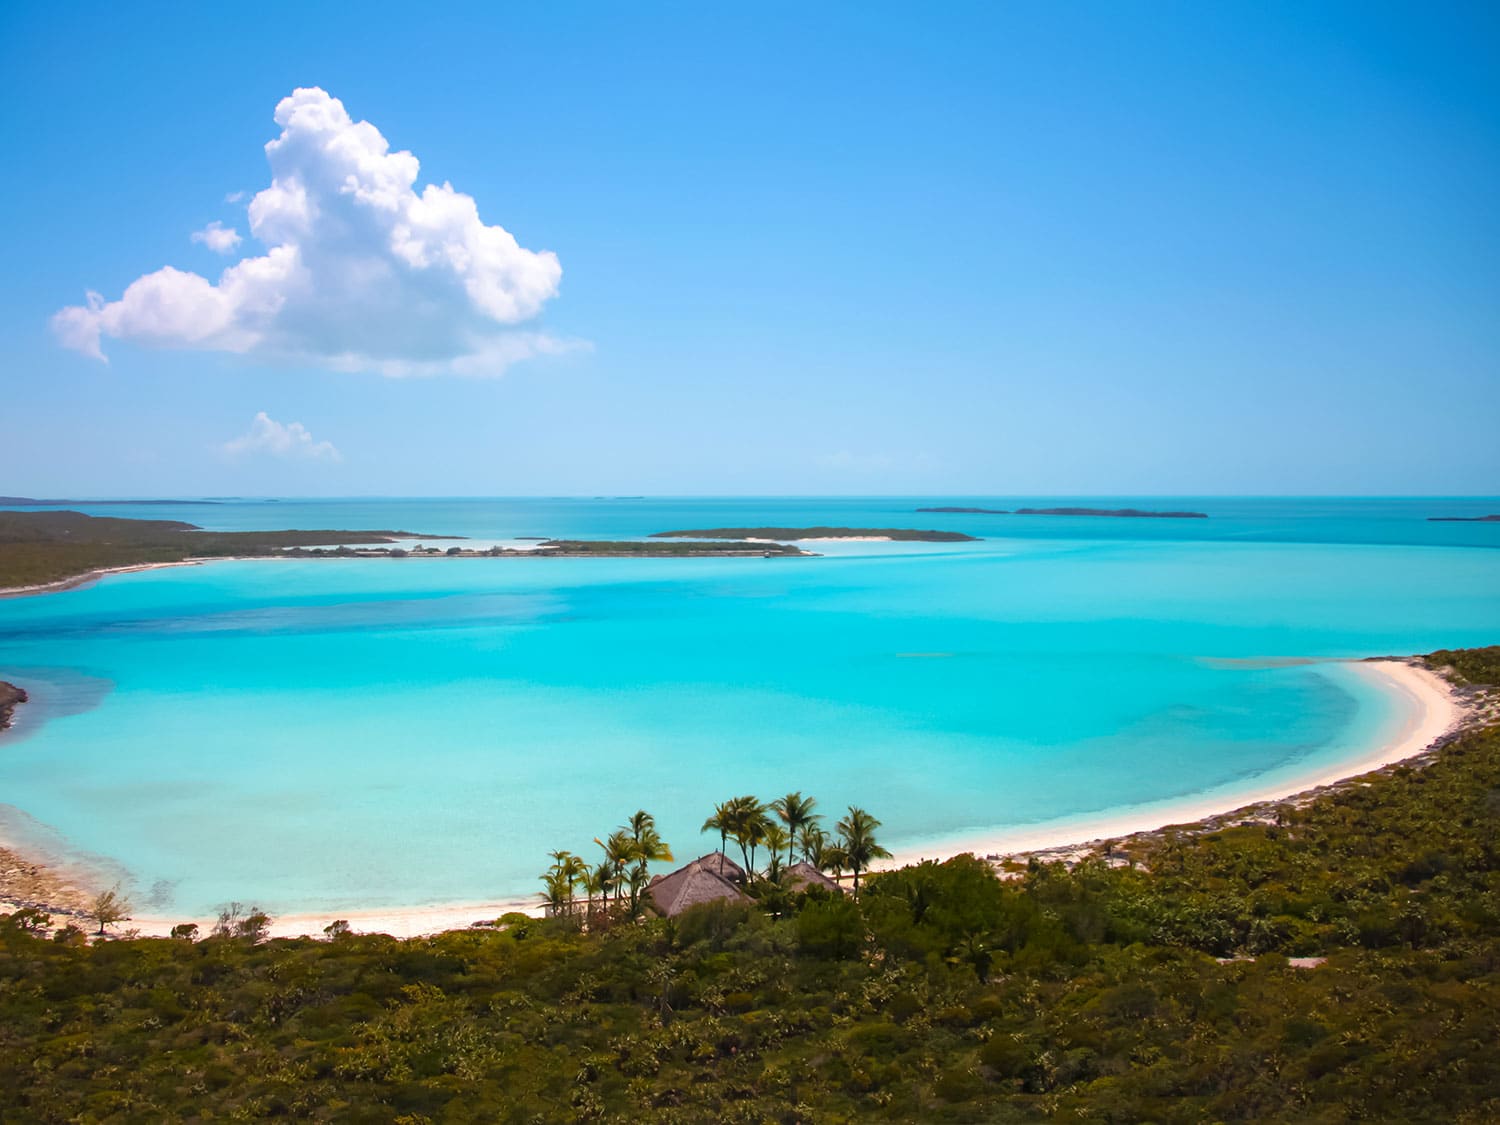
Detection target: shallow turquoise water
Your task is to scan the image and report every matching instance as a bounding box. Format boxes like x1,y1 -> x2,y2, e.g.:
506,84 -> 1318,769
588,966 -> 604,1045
0,498 -> 1497,915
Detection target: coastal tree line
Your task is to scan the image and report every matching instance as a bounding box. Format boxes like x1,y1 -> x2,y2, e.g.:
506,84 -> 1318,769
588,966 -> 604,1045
541,793 -> 891,920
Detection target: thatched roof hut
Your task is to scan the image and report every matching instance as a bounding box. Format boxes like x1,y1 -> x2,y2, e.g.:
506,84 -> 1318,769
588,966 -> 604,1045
688,850 -> 746,882
785,861 -> 843,894
647,854 -> 750,917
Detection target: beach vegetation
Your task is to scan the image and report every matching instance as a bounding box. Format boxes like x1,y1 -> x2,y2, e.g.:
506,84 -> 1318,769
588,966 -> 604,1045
771,790 -> 820,864
1427,645 -> 1500,686
88,885 -> 132,935
837,805 -> 892,897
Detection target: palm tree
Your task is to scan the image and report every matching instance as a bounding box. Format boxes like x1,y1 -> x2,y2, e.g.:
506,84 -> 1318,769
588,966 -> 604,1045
701,801 -> 733,874
800,823 -> 829,871
837,806 -> 891,898
624,810 -> 674,916
820,843 -> 850,886
539,869 -> 571,916
772,792 -> 820,864
547,849 -> 586,915
724,795 -> 767,875
761,823 -> 792,882
596,829 -> 635,906
744,808 -> 772,877
591,860 -> 616,915
579,865 -> 606,926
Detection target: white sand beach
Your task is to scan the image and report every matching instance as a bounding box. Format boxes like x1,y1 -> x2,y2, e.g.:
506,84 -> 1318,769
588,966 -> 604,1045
884,658 -> 1463,870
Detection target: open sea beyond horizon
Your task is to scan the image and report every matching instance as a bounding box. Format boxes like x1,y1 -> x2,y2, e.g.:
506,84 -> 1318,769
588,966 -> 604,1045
1,496 -> 1498,917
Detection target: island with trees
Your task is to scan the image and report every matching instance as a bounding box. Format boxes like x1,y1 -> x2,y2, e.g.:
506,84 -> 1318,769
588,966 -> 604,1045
0,511 -> 813,592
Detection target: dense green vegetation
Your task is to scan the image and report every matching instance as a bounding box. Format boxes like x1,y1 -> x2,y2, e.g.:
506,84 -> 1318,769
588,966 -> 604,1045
0,510 -> 447,589
651,527 -> 979,542
2,652 -> 1498,1121
1427,645 -> 1500,686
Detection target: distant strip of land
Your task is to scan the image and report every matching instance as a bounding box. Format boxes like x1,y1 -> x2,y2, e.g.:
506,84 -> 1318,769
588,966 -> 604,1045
915,506 -> 1010,514
651,526 -> 980,542
532,539 -> 803,557
0,496 -> 222,506
915,506 -> 1208,519
1428,514 -> 1500,522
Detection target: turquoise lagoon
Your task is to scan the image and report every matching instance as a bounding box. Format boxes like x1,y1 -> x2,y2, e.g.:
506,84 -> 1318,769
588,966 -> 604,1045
0,497 -> 1497,916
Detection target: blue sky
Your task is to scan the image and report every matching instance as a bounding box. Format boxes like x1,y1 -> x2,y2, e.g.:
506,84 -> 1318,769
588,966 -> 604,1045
2,1 -> 1497,496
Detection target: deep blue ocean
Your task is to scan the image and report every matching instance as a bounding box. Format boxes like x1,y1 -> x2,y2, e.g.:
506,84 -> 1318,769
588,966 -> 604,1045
1,496 -> 1497,915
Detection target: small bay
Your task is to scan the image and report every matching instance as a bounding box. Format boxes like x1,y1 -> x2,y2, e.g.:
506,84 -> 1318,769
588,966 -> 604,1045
0,496 -> 1497,915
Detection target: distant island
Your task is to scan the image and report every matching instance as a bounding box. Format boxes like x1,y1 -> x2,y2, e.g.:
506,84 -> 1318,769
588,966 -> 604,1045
651,526 -> 980,542
915,507 -> 1208,519
0,511 -> 815,593
1428,514 -> 1500,522
914,506 -> 1009,514
0,510 -> 459,591
1014,507 -> 1208,518
0,496 -> 222,506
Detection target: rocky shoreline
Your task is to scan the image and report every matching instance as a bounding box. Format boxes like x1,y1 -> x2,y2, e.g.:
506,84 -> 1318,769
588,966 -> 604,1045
0,680 -> 27,732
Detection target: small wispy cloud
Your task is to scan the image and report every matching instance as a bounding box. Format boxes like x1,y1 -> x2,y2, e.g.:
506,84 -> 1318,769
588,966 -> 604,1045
223,412 -> 341,461
191,221 -> 242,254
224,190 -> 247,204
819,450 -> 894,472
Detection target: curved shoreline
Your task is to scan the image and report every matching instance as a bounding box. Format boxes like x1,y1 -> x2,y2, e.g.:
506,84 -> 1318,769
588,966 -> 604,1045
0,559 -> 212,599
0,657 -> 1472,939
884,658 -> 1462,868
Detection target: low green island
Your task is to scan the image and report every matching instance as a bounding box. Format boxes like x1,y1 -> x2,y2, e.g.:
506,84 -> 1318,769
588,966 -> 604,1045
0,512 -> 814,591
3,648 -> 1497,1120
651,526 -> 980,542
0,510 -> 458,590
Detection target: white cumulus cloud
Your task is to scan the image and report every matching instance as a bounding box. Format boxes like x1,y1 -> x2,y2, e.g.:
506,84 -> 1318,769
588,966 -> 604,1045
191,221 -> 243,254
224,412 -> 341,461
53,87 -> 566,376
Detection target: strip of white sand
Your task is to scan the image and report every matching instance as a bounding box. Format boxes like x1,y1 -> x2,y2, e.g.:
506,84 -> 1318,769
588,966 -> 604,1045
883,658 -> 1463,869
0,559 -> 210,599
